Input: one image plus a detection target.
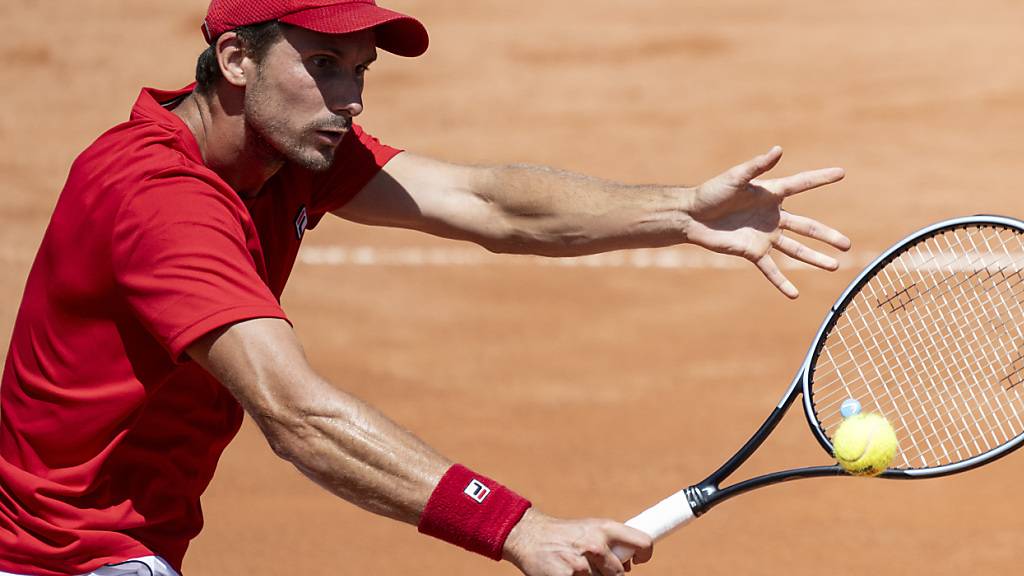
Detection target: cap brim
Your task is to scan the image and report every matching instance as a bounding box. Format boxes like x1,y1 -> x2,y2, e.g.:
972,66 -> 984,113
279,3 -> 428,57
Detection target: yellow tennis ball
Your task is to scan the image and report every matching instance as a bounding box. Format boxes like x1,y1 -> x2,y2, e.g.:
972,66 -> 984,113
832,412 -> 898,476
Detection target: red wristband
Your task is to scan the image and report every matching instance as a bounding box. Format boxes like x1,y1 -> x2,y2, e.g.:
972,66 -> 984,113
418,464 -> 532,561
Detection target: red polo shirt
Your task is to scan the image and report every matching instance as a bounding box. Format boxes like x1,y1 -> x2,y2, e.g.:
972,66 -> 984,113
0,85 -> 400,574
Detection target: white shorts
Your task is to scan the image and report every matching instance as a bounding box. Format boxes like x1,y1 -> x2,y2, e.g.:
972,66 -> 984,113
0,556 -> 179,576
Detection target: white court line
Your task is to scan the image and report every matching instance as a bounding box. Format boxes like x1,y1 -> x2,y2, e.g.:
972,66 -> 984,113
3,245 -> 1008,272
298,245 -> 880,270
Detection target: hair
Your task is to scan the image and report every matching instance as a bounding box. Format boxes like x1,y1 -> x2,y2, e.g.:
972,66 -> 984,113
195,21 -> 284,94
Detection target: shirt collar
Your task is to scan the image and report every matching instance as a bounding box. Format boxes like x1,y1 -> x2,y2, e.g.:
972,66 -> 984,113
130,84 -> 204,164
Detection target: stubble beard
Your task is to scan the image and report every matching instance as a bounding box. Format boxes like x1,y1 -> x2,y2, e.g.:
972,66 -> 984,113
244,75 -> 338,173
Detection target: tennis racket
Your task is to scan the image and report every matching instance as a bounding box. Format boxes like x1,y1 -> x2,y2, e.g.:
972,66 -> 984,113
614,214 -> 1024,558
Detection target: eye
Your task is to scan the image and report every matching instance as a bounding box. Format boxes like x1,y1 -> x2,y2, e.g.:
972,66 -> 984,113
309,55 -> 334,69
356,64 -> 372,76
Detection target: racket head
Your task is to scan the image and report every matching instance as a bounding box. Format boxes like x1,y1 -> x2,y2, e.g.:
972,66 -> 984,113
800,215 -> 1024,477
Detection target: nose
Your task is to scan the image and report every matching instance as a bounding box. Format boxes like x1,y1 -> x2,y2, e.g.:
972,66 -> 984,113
334,99 -> 363,118
330,81 -> 364,118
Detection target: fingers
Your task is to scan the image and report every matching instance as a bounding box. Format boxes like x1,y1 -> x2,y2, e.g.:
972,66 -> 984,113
774,235 -> 840,271
759,230 -> 850,298
756,254 -> 799,299
728,145 -> 783,184
610,543 -> 652,567
756,166 -> 845,198
780,211 -> 851,251
631,543 -> 653,565
586,547 -> 629,576
514,515 -> 654,576
606,522 -> 652,550
604,522 -> 654,568
574,521 -> 653,576
569,555 -> 594,576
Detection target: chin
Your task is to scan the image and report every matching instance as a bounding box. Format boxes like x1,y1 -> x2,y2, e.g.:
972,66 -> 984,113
289,148 -> 335,172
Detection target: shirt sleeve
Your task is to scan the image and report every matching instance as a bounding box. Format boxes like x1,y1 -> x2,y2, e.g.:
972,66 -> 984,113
112,172 -> 289,362
307,124 -> 402,216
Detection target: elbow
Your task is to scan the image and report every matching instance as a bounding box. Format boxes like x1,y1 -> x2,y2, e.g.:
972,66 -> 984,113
264,423 -> 302,462
480,234 -> 531,256
481,227 -> 591,257
473,215 -> 563,256
247,399 -> 318,464
470,210 -> 528,255
480,235 -> 553,257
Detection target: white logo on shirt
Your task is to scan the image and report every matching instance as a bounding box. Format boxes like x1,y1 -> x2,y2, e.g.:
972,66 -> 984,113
294,205 -> 308,240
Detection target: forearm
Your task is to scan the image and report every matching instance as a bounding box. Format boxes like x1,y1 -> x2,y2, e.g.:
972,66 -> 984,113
188,318 -> 450,525
190,319 -> 654,572
473,164 -> 695,256
257,376 -> 451,525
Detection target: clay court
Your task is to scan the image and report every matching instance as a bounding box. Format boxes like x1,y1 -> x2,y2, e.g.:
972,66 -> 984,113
3,0 -> 1024,574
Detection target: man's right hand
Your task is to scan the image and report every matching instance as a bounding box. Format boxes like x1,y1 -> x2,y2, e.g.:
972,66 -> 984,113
502,509 -> 654,576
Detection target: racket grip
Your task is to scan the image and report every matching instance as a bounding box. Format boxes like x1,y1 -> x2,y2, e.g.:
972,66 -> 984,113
611,489 -> 695,561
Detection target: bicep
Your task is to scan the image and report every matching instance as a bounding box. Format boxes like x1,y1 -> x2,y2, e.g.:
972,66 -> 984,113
332,152 -> 507,243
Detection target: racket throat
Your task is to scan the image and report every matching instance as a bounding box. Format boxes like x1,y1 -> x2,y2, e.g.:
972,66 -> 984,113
704,403 -> 792,488
688,386 -> 814,515
696,466 -> 846,514
683,484 -> 714,517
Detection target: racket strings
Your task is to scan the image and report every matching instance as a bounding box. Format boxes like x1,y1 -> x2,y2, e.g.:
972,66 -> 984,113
815,251 -> 1024,407
814,249 -> 1024,384
814,277 -> 1024,404
853,240 -> 1018,464
822,262 -> 1024,455
820,233 -> 1024,406
893,228 -> 1024,456
865,229 -> 1024,464
810,224 -> 1024,470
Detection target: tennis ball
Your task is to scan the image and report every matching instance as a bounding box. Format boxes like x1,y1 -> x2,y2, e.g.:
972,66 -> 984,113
832,412 -> 898,477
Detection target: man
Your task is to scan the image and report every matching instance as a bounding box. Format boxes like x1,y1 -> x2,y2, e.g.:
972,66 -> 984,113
0,1 -> 851,575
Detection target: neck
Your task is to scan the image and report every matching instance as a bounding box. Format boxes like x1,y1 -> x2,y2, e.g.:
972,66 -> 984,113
172,87 -> 284,198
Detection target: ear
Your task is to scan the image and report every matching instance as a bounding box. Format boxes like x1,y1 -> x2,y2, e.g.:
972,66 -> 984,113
215,32 -> 250,88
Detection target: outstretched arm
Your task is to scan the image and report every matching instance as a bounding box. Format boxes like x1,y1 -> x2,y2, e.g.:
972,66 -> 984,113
187,318 -> 652,575
335,146 -> 849,298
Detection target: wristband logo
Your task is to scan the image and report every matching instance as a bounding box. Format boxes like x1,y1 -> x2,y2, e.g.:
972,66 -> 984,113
464,479 -> 491,503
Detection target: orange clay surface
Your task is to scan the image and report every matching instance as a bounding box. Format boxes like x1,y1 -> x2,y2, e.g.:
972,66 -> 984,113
2,1 -> 1024,574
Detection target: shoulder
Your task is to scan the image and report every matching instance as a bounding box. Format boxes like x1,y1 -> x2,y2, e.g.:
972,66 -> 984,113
65,118 -> 244,225
75,117 -> 206,184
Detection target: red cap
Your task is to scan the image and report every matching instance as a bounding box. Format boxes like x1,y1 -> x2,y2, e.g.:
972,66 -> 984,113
202,0 -> 429,57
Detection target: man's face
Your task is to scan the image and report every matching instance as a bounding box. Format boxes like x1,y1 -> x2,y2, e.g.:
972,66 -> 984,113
244,26 -> 377,171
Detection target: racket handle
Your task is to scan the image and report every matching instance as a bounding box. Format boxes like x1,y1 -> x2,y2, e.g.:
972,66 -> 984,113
611,489 -> 695,561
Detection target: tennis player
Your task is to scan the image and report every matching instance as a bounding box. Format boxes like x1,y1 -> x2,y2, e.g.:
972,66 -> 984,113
0,1 -> 850,574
